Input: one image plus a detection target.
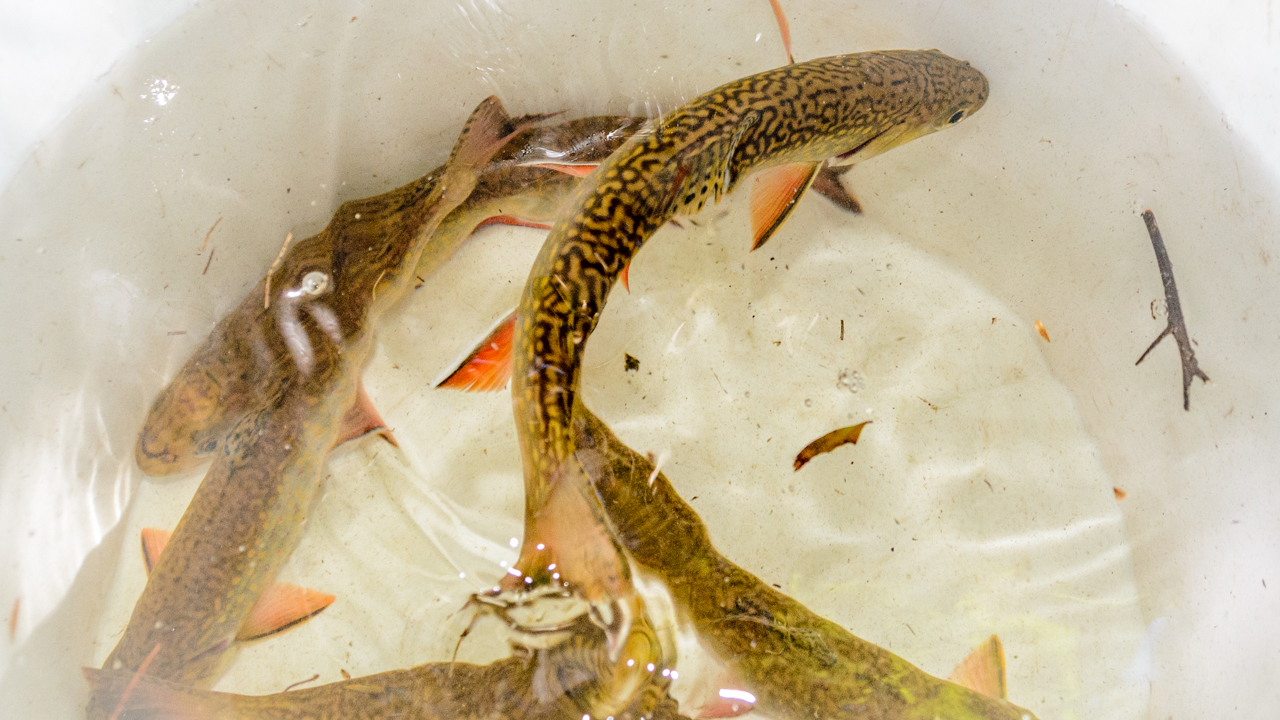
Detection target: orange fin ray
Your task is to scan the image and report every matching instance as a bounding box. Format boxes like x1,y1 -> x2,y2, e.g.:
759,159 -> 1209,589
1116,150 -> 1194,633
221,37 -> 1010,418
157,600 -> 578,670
749,161 -> 820,251
768,0 -> 794,64
335,380 -> 397,448
141,528 -> 335,642
620,263 -> 632,293
811,162 -> 861,214
522,162 -> 599,178
140,528 -> 171,575
236,583 -> 336,642
947,634 -> 1008,700
437,310 -> 517,392
472,215 -> 554,231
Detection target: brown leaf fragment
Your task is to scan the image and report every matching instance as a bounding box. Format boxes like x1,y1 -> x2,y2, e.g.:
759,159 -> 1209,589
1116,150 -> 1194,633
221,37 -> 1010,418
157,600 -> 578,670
794,421 -> 871,471
1035,319 -> 1050,342
1113,487 -> 1127,500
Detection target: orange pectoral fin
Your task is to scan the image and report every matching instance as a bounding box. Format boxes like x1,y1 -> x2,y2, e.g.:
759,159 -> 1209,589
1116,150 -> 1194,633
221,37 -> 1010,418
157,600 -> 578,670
749,161 -> 820,251
620,263 -> 632,293
335,381 -> 397,448
141,528 -> 172,575
437,310 -> 516,392
235,583 -> 336,642
472,215 -> 554,232
523,162 -> 599,178
947,634 -> 1008,700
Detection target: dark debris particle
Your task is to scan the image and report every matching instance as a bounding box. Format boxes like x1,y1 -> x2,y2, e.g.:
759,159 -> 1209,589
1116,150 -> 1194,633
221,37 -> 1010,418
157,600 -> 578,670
624,354 -> 640,372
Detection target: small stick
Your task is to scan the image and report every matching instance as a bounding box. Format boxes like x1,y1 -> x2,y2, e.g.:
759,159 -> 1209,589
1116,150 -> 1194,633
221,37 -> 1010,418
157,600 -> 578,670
284,673 -> 321,692
202,247 -> 215,275
198,216 -> 222,252
1136,210 -> 1210,410
264,232 -> 294,309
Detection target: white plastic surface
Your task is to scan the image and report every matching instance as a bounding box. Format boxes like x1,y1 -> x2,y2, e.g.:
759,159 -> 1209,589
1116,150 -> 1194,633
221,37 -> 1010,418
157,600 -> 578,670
1,1 -> 1277,719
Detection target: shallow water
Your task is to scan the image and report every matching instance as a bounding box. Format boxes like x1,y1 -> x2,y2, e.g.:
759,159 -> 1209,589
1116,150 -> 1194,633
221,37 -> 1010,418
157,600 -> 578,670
3,1 -> 1280,719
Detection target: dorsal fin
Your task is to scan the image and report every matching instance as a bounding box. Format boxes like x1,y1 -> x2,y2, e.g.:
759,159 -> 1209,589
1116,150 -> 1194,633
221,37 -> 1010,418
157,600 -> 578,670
749,161 -> 820,251
437,310 -> 517,392
948,634 -> 1008,700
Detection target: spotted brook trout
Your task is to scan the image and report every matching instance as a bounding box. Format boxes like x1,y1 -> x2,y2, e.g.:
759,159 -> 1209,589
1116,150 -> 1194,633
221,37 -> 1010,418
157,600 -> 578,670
84,615 -> 685,720
89,98 -> 541,718
134,113 -> 645,477
570,403 -> 1040,720
491,51 -> 989,652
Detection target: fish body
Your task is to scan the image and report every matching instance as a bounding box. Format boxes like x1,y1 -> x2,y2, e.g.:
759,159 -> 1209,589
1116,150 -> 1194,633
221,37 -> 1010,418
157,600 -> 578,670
85,617 -> 685,720
92,98 -> 530,710
571,404 -> 1039,720
502,51 -> 988,636
135,114 -> 642,477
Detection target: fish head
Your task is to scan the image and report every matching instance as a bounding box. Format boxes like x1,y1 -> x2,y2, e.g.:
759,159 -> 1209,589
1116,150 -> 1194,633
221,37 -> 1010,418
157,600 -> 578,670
266,233 -> 346,375
828,49 -> 989,167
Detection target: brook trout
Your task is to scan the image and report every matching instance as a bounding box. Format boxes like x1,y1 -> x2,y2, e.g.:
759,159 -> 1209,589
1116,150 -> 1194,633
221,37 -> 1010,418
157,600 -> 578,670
497,51 -> 989,647
84,616 -> 685,720
571,404 -> 1040,720
135,114 -> 643,476
91,97 -> 535,715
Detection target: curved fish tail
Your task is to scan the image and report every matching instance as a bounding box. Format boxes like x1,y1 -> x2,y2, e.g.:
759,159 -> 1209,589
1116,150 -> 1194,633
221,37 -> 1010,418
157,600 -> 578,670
83,667 -> 234,720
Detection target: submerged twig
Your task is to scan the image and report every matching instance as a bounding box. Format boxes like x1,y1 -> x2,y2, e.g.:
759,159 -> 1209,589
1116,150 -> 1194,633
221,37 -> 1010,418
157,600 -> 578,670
1136,210 -> 1210,410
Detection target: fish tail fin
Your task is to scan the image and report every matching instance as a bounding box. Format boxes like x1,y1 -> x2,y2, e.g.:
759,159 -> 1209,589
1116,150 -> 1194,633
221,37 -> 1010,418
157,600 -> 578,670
436,309 -> 517,392
83,667 -> 234,720
947,634 -> 1008,700
449,97 -> 545,172
749,161 -> 820,251
505,461 -> 635,658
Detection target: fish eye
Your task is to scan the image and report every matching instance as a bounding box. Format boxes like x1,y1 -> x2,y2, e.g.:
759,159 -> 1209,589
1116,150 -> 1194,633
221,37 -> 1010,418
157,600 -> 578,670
299,270 -> 330,296
948,110 -> 966,125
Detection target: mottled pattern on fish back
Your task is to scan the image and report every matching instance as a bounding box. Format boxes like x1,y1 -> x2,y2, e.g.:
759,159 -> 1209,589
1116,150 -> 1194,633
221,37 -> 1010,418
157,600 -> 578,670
515,52 -> 986,497
572,405 -> 1037,720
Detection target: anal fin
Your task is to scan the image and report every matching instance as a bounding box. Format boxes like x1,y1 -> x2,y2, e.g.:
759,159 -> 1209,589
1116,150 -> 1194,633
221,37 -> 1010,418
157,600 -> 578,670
141,528 -> 335,641
749,161 -> 820,251
437,309 -> 517,392
947,634 -> 1008,700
